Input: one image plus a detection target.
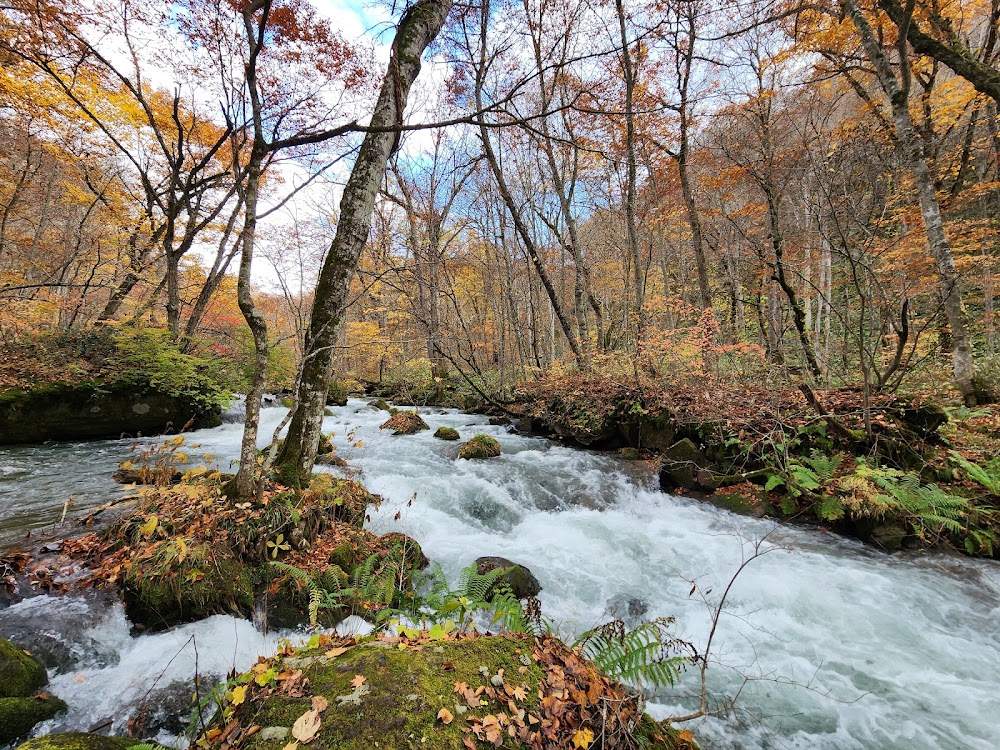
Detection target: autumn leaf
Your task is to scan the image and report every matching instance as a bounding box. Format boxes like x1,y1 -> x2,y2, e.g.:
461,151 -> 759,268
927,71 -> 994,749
291,709 -> 322,743
350,674 -> 366,688
437,707 -> 454,724
325,647 -> 349,659
139,515 -> 158,538
230,685 -> 247,706
572,728 -> 594,748
312,696 -> 329,713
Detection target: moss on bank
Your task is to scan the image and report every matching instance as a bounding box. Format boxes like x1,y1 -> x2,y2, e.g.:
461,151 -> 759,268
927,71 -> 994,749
16,733 -> 141,750
201,631 -> 675,750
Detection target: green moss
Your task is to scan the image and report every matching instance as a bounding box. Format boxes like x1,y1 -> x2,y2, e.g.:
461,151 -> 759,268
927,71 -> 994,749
433,426 -> 460,441
459,434 -> 501,459
122,548 -> 253,630
220,636 -> 545,750
15,732 -> 137,750
380,411 -> 429,435
0,695 -> 67,744
370,398 -> 390,411
619,447 -> 641,460
0,639 -> 47,698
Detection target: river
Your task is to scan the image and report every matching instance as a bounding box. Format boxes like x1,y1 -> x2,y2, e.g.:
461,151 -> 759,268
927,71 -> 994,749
1,399 -> 998,749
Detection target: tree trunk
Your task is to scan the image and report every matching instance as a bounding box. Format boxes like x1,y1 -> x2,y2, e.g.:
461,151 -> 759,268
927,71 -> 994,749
844,0 -> 975,403
276,0 -> 454,485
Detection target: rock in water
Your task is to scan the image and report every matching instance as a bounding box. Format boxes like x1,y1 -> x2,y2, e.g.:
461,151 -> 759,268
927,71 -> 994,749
0,638 -> 48,698
0,696 -> 68,745
379,411 -> 429,435
433,426 -> 460,441
474,556 -> 541,598
459,434 -> 501,459
604,594 -> 650,628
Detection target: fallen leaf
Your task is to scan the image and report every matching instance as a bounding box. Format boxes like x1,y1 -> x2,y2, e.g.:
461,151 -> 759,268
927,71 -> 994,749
291,709 -> 321,743
437,707 -> 454,725
325,647 -> 349,659
572,728 -> 594,748
350,674 -> 366,688
282,743 -> 299,750
463,736 -> 476,750
230,685 -> 247,707
312,696 -> 329,713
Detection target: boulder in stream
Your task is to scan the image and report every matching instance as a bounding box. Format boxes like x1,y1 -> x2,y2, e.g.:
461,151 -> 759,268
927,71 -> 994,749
379,411 -> 429,435
0,637 -> 67,744
459,434 -> 501,459
474,556 -> 541,599
433,426 -> 460,441
0,638 -> 48,698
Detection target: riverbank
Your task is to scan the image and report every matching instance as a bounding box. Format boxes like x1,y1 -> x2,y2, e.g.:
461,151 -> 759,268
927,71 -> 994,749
510,373 -> 1000,558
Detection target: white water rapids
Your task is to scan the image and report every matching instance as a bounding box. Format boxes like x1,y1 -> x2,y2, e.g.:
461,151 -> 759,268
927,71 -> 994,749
0,399 -> 998,749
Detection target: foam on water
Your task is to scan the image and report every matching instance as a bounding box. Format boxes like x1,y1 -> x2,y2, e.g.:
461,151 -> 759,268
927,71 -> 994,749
0,398 -> 998,749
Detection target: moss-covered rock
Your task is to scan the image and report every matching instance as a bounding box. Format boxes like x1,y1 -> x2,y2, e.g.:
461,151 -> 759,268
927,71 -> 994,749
0,639 -> 48,698
379,411 -> 429,435
200,632 -> 649,750
433,426 -> 460,441
15,732 -> 137,750
0,695 -> 67,744
474,557 -> 541,599
378,533 -> 429,571
459,434 -> 501,459
370,398 -> 391,412
121,548 -> 253,631
0,380 -> 223,446
619,447 -> 641,460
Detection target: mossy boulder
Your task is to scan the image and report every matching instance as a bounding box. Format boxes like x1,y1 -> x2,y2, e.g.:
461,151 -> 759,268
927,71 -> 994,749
370,398 -> 390,412
317,433 -> 335,455
659,438 -> 715,491
15,733 -> 137,750
121,548 -> 253,631
433,426 -> 460,441
379,411 -> 429,435
0,639 -> 48,699
619,447 -> 641,461
459,434 -> 501,459
378,533 -> 429,571
0,380 -> 222,446
474,557 -> 541,599
0,696 -> 68,745
200,632 -> 649,750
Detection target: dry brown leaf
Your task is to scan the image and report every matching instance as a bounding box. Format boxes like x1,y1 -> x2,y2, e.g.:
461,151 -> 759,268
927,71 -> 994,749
291,709 -> 322,743
437,707 -> 454,725
311,696 -> 329,713
325,647 -> 349,659
350,674 -> 366,688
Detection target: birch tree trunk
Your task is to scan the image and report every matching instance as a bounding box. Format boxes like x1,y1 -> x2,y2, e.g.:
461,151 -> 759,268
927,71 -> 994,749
844,0 -> 976,403
276,0 -> 454,485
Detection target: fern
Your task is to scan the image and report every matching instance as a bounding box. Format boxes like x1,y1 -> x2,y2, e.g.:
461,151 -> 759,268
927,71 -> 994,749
574,618 -> 695,690
949,451 -> 1000,495
395,563 -> 537,634
271,561 -> 350,626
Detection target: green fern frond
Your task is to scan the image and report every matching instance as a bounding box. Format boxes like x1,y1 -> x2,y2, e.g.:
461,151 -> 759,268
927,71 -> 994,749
574,618 -> 696,689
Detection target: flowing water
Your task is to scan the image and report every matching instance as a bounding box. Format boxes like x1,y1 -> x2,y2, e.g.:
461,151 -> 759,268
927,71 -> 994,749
1,399 -> 998,749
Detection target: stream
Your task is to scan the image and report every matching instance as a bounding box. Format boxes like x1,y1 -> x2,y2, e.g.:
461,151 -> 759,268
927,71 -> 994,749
1,399 -> 998,750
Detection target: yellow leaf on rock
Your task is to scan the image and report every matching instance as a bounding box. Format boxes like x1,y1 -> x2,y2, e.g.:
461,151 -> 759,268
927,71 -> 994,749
230,685 -> 247,707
